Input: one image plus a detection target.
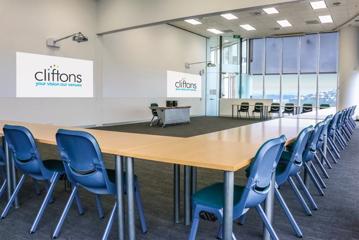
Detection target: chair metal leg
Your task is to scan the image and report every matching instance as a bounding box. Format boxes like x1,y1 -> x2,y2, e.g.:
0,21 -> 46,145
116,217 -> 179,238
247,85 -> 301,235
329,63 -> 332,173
275,187 -> 303,237
189,206 -> 201,240
74,190 -> 84,215
288,177 -> 312,215
295,173 -> 318,210
149,116 -> 155,127
135,183 -> 148,234
304,163 -> 324,196
30,172 -> 59,234
52,186 -> 78,239
95,195 -> 105,219
101,202 -> 117,240
327,147 -> 338,164
310,163 -> 327,189
237,213 -> 246,225
0,179 -> 7,199
256,205 -> 279,240
1,174 -> 26,219
314,154 -> 329,178
319,149 -> 332,169
328,138 -> 340,159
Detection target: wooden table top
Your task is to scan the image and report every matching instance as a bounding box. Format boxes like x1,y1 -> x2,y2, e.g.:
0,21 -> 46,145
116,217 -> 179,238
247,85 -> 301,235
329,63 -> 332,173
0,108 -> 333,172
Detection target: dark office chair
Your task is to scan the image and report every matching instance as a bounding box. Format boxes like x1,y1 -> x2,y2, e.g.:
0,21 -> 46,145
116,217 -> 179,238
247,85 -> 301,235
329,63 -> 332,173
237,102 -> 250,119
149,103 -> 159,126
189,135 -> 286,240
269,103 -> 280,118
252,102 -> 264,119
1,125 -> 71,234
319,104 -> 330,109
53,129 -> 147,239
302,103 -> 313,113
283,103 -> 295,115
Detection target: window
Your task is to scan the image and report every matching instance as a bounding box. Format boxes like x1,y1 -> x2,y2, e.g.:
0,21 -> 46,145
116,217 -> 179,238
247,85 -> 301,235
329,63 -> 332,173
300,74 -> 317,107
319,33 -> 338,73
318,74 -> 337,106
282,37 -> 299,74
249,38 -> 265,74
265,38 -> 281,74
248,75 -> 264,98
264,75 -> 280,102
300,34 -> 318,73
282,75 -> 298,104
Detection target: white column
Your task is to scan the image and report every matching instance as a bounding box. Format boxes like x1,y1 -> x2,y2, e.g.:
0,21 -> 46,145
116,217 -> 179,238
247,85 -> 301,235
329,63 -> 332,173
338,26 -> 359,118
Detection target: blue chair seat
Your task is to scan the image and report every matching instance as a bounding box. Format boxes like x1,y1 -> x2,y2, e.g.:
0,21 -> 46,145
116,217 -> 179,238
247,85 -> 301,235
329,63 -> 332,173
43,159 -> 65,172
193,182 -> 244,209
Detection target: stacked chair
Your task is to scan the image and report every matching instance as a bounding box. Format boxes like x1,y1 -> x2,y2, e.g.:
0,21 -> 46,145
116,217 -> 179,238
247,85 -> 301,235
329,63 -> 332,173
0,140 -> 7,199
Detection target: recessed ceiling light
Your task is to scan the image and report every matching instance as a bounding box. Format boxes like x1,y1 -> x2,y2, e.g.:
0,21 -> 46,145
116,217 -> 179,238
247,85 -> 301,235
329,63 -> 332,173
207,28 -> 223,34
319,15 -> 333,23
263,7 -> 279,14
310,1 -> 327,10
277,20 -> 292,27
221,13 -> 238,20
240,24 -> 256,31
184,19 -> 202,25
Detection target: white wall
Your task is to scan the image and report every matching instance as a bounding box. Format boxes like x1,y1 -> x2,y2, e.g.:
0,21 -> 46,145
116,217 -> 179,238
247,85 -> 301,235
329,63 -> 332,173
0,0 -> 207,126
0,0 -> 100,126
338,26 -> 359,117
100,25 -> 206,124
96,0 -> 298,34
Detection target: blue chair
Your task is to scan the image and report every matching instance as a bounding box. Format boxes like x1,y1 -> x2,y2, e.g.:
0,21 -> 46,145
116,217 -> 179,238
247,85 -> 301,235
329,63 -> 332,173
189,135 -> 286,240
302,122 -> 327,197
245,127 -> 315,237
0,139 -> 7,199
316,115 -> 335,168
53,129 -> 147,239
274,126 -> 316,236
0,125 -> 75,234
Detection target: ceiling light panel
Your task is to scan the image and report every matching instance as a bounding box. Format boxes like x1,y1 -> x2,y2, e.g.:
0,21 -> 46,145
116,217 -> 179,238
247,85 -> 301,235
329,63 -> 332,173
240,24 -> 256,31
310,1 -> 327,10
277,20 -> 292,27
319,15 -> 333,23
184,19 -> 202,25
207,28 -> 223,34
263,7 -> 279,14
221,13 -> 238,20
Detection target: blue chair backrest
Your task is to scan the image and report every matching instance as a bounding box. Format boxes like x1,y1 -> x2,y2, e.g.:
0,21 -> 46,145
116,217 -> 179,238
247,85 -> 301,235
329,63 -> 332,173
3,125 -> 47,179
56,129 -> 115,195
235,135 -> 286,212
0,141 -> 4,166
281,126 -> 314,177
328,111 -> 340,137
303,122 -> 325,162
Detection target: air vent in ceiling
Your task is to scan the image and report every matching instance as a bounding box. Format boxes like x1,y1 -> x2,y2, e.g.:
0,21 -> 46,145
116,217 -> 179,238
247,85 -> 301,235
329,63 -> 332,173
222,29 -> 234,33
250,11 -> 262,16
273,27 -> 281,31
332,2 -> 342,7
306,20 -> 320,25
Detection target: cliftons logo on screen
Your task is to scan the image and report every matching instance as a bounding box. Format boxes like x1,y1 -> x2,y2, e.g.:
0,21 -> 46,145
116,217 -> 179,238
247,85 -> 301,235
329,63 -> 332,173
34,65 -> 82,83
175,78 -> 197,91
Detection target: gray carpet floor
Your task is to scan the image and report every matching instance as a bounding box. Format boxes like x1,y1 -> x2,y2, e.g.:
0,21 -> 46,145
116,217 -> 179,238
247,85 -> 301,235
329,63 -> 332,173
94,116 -> 262,137
0,117 -> 358,240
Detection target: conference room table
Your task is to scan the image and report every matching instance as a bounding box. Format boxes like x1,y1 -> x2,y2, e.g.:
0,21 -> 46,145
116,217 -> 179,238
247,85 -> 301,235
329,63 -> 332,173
0,110 -> 332,240
284,107 -> 337,120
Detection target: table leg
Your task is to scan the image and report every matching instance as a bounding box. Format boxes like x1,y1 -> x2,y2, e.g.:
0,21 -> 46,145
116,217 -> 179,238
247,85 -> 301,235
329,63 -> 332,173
173,164 -> 180,224
4,140 -> 12,201
191,167 -> 197,195
126,157 -> 136,240
115,156 -> 125,240
184,166 -> 191,225
263,173 -> 275,240
223,171 -> 234,240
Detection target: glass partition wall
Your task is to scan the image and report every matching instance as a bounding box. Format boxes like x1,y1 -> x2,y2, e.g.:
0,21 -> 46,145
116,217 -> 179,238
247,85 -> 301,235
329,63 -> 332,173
206,32 -> 339,116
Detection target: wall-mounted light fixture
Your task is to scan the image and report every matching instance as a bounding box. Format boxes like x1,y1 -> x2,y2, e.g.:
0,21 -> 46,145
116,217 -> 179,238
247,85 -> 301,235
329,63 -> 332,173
46,32 -> 88,48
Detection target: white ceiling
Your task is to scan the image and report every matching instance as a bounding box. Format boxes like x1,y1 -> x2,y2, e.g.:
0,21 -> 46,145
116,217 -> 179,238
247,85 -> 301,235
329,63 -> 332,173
170,0 -> 359,38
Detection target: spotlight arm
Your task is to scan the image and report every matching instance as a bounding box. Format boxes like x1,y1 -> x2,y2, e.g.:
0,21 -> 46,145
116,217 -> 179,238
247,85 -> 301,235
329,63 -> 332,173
52,33 -> 79,44
185,61 -> 215,69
